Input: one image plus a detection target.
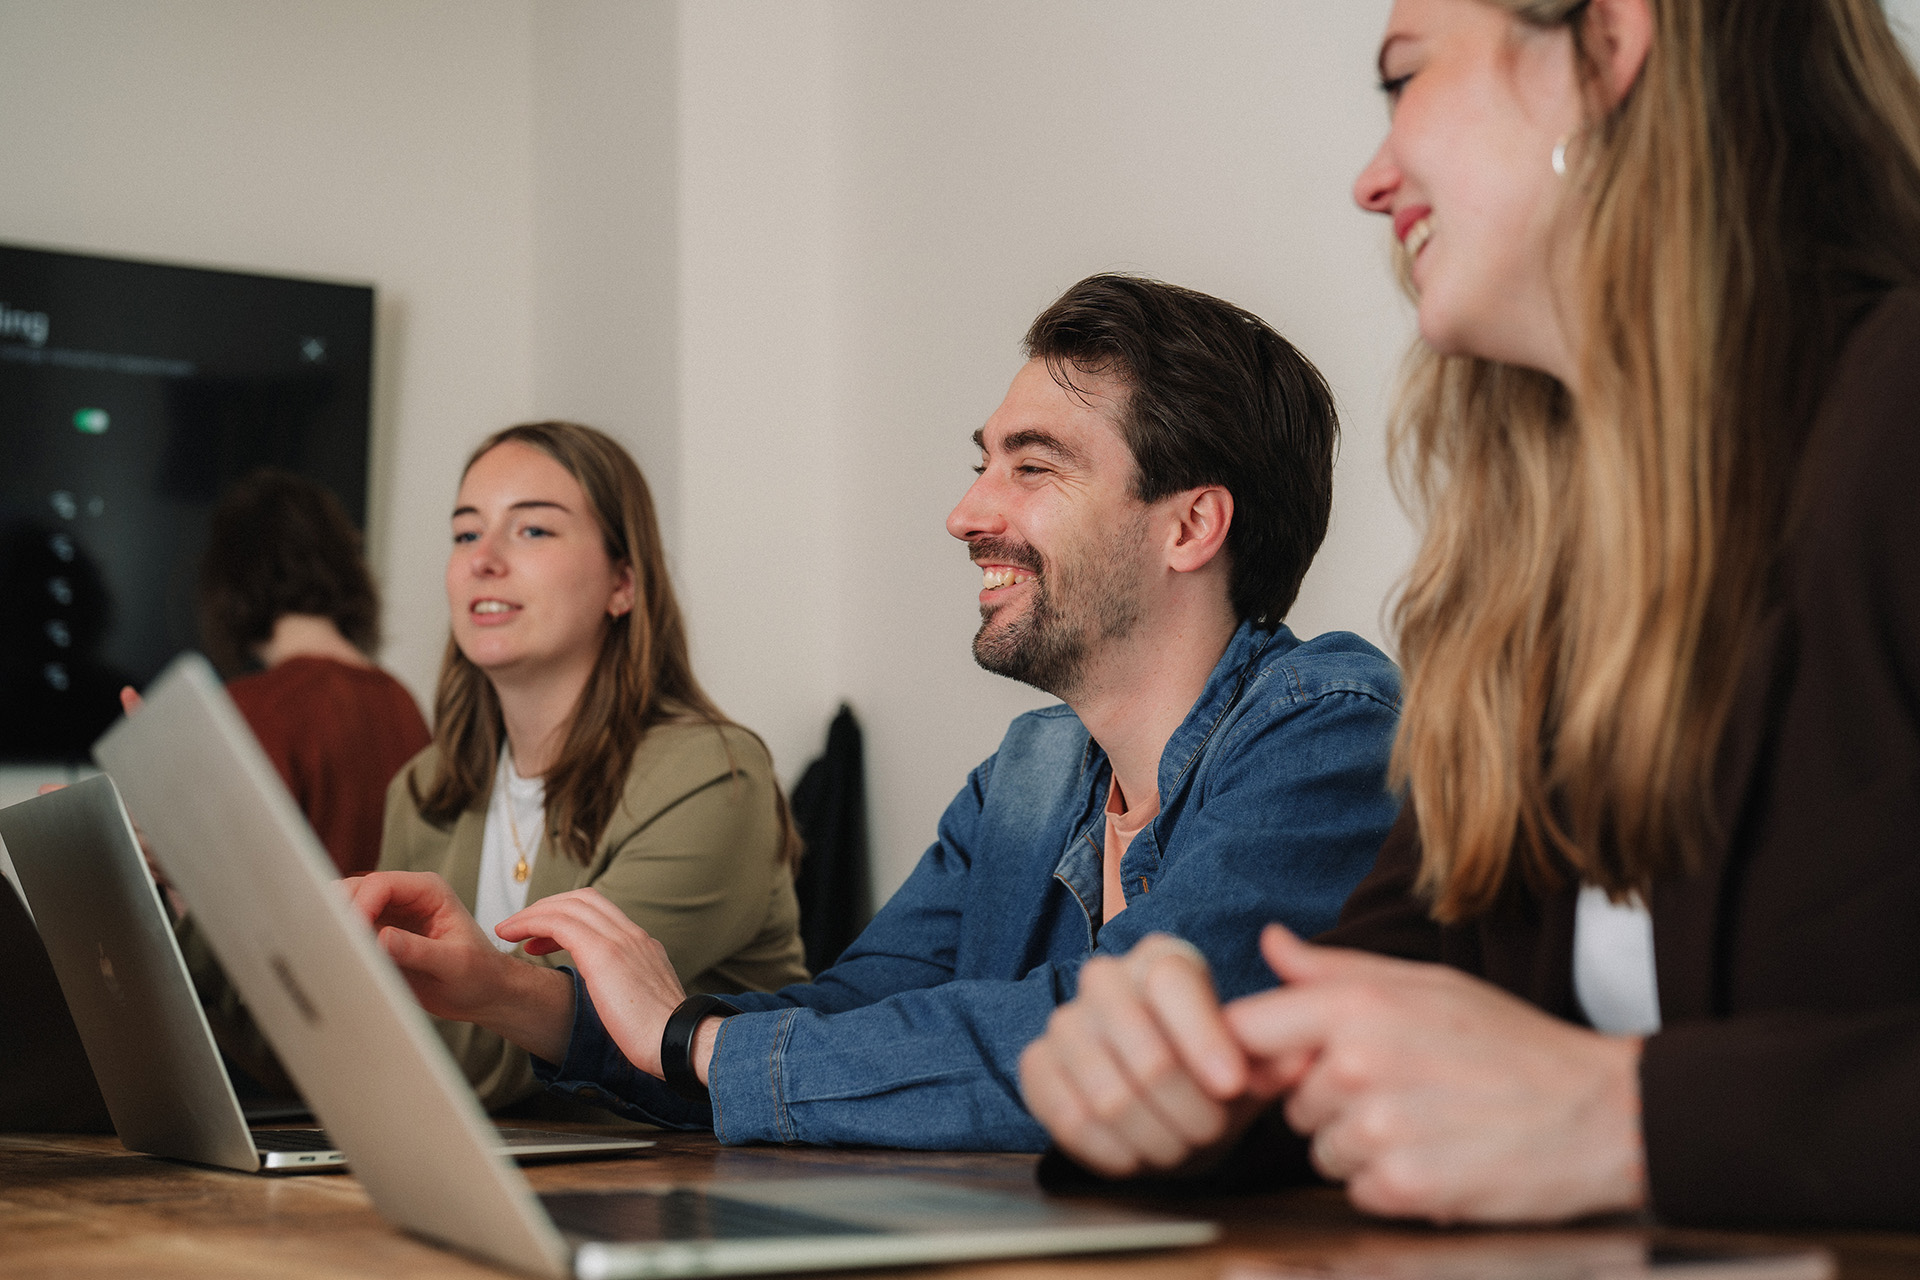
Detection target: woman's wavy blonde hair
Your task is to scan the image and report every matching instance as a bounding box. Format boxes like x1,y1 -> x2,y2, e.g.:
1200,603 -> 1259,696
410,421 -> 799,870
1392,0 -> 1920,921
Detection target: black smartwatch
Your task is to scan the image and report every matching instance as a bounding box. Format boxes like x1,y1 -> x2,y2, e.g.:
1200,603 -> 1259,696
660,994 -> 741,1103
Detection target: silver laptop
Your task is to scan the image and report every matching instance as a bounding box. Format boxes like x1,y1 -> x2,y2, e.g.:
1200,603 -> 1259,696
95,653 -> 1216,1278
0,773 -> 652,1172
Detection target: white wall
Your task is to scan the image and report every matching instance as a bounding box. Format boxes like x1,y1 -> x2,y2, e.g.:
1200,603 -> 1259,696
0,0 -> 541,806
0,1 -> 1418,901
528,0 -> 681,539
671,2 -> 840,787
0,0 -> 543,694
1894,2 -> 1920,76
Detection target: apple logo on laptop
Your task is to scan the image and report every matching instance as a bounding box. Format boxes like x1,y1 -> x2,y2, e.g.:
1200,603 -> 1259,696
97,943 -> 122,1000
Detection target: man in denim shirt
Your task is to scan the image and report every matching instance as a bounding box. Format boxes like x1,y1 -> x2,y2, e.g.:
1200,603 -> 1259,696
350,274 -> 1402,1151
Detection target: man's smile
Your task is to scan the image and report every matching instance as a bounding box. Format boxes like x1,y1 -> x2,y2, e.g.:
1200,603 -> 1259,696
978,565 -> 1037,591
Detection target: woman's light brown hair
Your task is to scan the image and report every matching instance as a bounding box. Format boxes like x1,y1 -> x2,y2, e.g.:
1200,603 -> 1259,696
1391,0 -> 1920,920
410,421 -> 799,869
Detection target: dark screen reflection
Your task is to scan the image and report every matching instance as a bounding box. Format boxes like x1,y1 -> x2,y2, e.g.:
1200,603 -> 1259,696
0,243 -> 372,763
0,520 -> 128,760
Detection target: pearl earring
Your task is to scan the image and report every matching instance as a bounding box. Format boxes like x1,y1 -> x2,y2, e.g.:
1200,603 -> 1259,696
1551,134 -> 1571,178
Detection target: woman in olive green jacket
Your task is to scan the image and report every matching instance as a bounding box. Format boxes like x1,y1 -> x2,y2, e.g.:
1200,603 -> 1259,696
383,723 -> 805,1109
386,420 -> 806,1110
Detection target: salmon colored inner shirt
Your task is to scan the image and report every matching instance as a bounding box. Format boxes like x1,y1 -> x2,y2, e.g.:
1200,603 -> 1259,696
1102,775 -> 1159,924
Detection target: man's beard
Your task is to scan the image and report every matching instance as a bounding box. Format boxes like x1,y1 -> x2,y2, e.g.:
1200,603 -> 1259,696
970,516 -> 1147,700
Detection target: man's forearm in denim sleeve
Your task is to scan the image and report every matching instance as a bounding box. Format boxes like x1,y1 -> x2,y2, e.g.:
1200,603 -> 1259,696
715,760 -> 999,1020
532,761 -> 1001,1124
707,971 -> 1067,1150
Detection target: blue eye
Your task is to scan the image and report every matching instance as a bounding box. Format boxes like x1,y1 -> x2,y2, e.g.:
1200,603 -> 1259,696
452,530 -> 477,544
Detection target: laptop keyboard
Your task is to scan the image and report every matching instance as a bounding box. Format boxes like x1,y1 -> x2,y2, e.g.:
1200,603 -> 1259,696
253,1127 -> 627,1155
251,1129 -> 337,1152
541,1188 -> 888,1242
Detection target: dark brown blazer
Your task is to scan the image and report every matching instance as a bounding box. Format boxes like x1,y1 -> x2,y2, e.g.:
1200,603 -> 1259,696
1321,287 -> 1920,1228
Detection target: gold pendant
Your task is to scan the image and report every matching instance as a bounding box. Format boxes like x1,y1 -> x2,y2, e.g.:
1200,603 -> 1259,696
513,857 -> 529,883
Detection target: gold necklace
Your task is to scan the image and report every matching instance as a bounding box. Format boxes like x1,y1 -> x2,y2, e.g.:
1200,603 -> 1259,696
502,769 -> 536,884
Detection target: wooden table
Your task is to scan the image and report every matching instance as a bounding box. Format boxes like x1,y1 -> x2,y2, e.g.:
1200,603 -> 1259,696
3,1129 -> 1917,1279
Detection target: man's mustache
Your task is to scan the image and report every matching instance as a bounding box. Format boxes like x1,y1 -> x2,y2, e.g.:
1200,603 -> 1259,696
969,538 -> 1042,574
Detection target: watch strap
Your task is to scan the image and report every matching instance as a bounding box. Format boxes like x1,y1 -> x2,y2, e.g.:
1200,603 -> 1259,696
661,994 -> 740,1103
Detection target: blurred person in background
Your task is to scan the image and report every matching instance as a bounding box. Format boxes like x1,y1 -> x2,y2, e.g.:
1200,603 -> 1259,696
200,468 -> 429,875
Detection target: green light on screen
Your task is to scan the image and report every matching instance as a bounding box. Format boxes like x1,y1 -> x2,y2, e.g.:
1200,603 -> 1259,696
73,408 -> 109,435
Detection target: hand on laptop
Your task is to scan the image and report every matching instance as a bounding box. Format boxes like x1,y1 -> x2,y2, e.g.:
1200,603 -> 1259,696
344,870 -> 572,1064
495,889 -> 696,1080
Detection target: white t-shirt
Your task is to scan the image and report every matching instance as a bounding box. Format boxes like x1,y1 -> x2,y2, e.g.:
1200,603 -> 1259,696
475,749 -> 545,953
1571,884 -> 1662,1036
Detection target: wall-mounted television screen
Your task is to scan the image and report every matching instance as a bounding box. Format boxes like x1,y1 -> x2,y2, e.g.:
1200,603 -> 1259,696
0,243 -> 373,762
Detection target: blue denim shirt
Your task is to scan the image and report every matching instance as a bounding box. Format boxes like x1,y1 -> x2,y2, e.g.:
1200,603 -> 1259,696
534,620 -> 1401,1150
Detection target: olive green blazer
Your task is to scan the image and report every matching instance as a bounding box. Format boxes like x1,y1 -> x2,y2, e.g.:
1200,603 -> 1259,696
383,721 -> 809,1110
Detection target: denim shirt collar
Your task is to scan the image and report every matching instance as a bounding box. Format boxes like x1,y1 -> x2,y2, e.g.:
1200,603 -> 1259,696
1058,619 -> 1287,934
1075,618 -> 1285,796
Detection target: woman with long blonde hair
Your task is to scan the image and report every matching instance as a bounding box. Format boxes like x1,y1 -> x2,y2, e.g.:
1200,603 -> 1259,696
381,421 -> 806,1110
1021,0 -> 1920,1227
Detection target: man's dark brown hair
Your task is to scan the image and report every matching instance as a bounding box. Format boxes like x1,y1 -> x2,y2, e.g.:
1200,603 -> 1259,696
1024,272 -> 1338,625
198,469 -> 379,675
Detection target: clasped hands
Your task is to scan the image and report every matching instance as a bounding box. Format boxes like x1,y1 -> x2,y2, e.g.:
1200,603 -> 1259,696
1018,926 -> 1649,1224
341,872 -> 713,1083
